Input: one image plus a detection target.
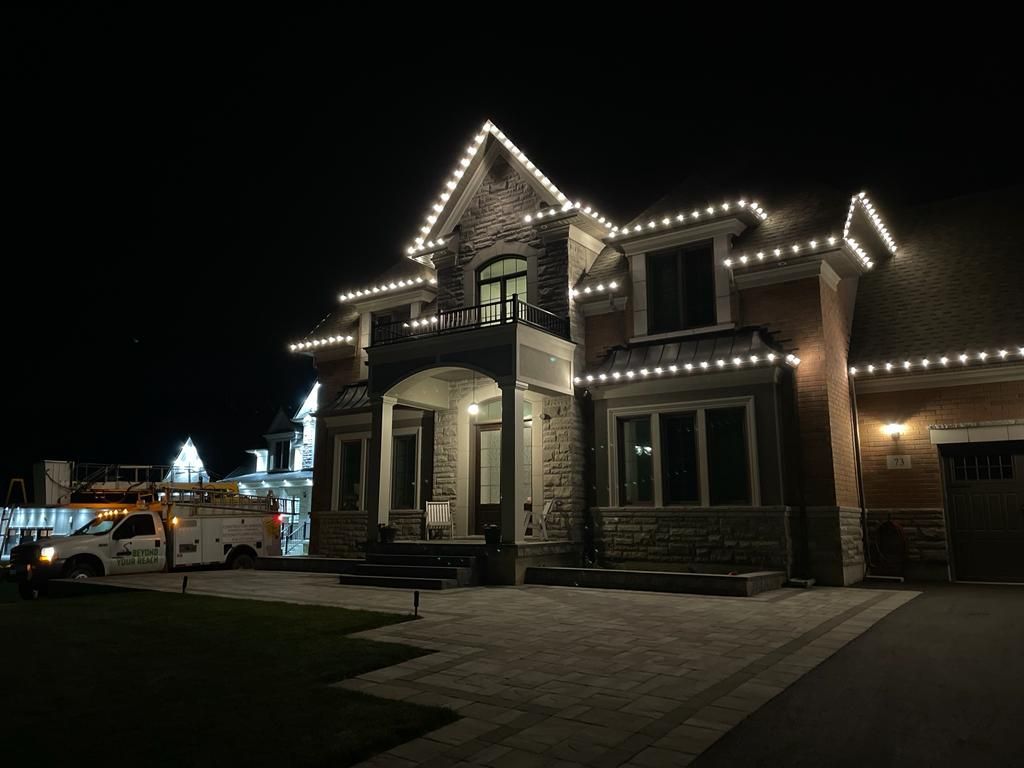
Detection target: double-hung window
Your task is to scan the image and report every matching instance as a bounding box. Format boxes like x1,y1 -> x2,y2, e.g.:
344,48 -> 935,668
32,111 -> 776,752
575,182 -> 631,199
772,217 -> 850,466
613,401 -> 755,507
646,240 -> 716,334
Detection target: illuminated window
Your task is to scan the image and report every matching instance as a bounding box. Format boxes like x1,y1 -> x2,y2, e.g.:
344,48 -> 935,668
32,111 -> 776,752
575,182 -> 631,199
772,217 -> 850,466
478,257 -> 527,322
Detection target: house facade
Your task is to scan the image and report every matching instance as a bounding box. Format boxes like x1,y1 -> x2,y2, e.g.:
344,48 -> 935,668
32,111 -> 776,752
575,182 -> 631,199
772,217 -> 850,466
226,383 -> 318,554
291,120 -> 1024,586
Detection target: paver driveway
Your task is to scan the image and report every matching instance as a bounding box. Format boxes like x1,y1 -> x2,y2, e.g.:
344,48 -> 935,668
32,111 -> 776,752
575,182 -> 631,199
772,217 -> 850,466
96,571 -> 917,767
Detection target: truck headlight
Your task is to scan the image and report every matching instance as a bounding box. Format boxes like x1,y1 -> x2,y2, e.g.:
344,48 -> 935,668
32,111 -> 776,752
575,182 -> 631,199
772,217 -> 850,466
40,546 -> 57,563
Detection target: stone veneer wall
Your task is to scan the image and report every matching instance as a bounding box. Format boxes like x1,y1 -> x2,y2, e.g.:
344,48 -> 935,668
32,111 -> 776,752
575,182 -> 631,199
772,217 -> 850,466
313,510 -> 366,557
867,508 -> 949,579
797,506 -> 865,585
390,509 -> 425,541
592,508 -> 792,572
541,395 -> 586,540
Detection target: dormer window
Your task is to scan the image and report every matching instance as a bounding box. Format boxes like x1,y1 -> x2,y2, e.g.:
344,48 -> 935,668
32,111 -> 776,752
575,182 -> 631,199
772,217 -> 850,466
647,240 -> 715,334
271,439 -> 291,471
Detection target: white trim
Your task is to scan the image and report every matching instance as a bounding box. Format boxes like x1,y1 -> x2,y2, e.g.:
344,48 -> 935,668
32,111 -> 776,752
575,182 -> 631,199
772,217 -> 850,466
331,432 -> 369,511
930,423 -> 1024,445
629,322 -> 737,346
606,396 -> 760,508
853,363 -> 1024,394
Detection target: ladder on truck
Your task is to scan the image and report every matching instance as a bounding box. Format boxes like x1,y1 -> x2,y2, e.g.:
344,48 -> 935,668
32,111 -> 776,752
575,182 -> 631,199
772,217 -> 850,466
1,478 -> 28,560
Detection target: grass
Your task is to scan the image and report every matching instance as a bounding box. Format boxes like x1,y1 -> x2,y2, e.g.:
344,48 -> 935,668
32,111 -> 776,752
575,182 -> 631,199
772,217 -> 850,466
0,585 -> 456,766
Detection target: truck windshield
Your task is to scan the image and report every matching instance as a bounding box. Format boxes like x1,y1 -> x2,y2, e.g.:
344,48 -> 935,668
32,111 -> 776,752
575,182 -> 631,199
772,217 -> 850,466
72,518 -> 117,536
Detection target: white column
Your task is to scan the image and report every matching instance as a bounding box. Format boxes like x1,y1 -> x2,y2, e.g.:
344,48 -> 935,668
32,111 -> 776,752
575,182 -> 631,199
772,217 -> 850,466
366,395 -> 396,538
500,381 -> 528,543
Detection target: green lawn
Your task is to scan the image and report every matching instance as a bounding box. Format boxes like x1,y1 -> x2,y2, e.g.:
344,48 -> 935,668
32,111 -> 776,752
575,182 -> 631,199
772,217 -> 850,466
0,585 -> 456,766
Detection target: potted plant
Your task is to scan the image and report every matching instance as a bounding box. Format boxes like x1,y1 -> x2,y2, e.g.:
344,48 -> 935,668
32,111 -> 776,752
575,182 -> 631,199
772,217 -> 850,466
377,523 -> 398,544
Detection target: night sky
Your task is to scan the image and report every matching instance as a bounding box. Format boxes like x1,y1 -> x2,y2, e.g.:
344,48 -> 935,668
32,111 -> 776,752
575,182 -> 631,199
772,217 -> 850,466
4,9 -> 1021,496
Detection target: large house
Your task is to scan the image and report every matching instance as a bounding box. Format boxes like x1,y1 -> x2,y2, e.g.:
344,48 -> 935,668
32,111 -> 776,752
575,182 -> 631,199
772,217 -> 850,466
290,120 -> 1024,586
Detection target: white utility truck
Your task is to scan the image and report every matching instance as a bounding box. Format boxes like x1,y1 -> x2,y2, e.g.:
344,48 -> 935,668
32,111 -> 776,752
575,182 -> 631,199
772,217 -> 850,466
11,488 -> 285,598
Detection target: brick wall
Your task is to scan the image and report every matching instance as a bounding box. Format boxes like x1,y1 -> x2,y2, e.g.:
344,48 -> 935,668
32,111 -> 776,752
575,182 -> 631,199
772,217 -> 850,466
856,379 -> 1024,509
593,508 -> 791,571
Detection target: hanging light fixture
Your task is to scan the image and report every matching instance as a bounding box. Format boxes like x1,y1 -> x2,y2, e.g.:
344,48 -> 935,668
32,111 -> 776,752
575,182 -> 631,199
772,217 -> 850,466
467,374 -> 479,415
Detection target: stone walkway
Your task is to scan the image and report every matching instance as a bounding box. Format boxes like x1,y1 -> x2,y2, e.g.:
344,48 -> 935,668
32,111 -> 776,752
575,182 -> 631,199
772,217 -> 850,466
97,571 -> 918,767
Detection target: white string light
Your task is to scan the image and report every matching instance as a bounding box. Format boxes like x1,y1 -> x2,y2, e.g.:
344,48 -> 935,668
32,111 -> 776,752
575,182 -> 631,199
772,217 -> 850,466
290,335 -> 354,352
570,280 -> 619,298
574,352 -> 799,385
606,199 -> 767,241
524,201 -> 616,232
406,120 -> 573,256
339,275 -> 437,302
849,346 -> 1023,376
724,234 -> 874,270
845,192 -> 897,255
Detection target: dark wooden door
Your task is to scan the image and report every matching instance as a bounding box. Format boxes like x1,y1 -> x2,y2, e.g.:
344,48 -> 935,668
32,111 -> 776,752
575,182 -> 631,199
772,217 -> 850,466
473,424 -> 501,535
946,446 -> 1024,582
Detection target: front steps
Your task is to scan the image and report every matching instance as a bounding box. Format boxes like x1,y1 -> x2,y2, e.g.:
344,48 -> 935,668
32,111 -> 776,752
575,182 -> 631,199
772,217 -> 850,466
338,552 -> 478,590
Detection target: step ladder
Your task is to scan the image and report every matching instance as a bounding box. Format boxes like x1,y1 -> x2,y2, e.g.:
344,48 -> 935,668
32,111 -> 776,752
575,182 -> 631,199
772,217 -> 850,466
1,478 -> 28,560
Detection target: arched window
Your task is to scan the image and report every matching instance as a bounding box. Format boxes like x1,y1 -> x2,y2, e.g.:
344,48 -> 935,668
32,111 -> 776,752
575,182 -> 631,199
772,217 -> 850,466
477,257 -> 527,306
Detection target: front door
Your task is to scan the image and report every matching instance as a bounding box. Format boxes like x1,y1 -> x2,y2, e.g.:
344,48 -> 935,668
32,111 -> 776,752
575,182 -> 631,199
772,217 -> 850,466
474,424 -> 502,535
946,443 -> 1024,582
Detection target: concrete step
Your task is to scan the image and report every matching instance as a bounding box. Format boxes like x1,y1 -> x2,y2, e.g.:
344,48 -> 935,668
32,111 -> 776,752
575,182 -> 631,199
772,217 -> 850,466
338,573 -> 459,590
354,563 -> 473,585
366,553 -> 477,569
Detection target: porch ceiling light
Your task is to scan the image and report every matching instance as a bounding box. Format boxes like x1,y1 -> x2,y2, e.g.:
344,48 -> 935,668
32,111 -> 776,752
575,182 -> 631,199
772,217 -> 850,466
467,374 -> 480,415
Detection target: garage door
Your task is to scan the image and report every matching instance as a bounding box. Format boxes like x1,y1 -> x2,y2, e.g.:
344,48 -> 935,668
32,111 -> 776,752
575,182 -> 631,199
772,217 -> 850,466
946,443 -> 1024,582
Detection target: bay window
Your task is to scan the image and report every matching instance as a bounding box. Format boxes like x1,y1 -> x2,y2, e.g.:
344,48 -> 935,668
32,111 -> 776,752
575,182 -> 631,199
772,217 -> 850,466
612,400 -> 756,507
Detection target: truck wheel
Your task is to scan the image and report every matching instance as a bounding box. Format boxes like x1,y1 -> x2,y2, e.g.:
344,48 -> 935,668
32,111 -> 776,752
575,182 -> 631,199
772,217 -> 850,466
66,562 -> 97,579
230,553 -> 256,570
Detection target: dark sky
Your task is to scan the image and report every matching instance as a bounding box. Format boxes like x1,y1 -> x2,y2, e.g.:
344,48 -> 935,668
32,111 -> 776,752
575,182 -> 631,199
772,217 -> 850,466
3,9 -> 1021,495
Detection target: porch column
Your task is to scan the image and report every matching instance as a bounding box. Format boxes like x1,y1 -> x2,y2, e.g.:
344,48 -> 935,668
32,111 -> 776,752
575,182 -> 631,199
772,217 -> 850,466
499,381 -> 528,543
365,395 -> 396,539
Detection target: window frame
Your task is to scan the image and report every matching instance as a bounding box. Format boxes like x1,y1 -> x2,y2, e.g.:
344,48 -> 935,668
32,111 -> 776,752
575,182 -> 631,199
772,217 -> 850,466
331,433 -> 369,511
645,239 -> 717,334
390,426 -> 422,511
607,396 -> 760,508
476,256 -> 528,307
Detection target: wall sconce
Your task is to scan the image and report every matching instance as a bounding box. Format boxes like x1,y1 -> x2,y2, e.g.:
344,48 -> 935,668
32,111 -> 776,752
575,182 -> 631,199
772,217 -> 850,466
882,423 -> 907,439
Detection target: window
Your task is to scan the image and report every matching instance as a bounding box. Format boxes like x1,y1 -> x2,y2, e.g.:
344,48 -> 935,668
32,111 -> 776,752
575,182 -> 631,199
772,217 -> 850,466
339,440 -> 363,510
661,413 -> 699,504
618,416 -> 654,505
271,440 -> 291,471
478,257 -> 527,323
647,241 -> 715,333
950,454 -> 1014,481
613,401 -> 756,507
706,407 -> 751,505
113,514 -> 156,540
391,434 -> 418,510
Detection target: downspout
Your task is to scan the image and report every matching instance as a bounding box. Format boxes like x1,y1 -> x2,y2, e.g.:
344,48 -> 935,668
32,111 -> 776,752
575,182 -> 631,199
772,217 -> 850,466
849,374 -> 874,574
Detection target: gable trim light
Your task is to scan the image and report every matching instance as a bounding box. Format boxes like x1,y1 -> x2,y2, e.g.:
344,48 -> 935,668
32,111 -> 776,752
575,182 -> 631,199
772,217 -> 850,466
571,280 -> 619,298
606,199 -> 768,241
724,234 -> 873,270
845,191 -> 897,255
339,275 -> 437,302
524,201 -> 617,232
290,335 -> 355,352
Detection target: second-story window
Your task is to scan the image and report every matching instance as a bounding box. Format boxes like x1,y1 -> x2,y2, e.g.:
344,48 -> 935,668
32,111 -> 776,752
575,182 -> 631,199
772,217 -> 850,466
647,240 -> 715,334
478,257 -> 527,321
271,439 -> 291,471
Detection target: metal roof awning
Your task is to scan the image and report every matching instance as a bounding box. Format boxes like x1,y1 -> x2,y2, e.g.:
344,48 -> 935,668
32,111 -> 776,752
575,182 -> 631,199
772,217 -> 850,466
579,326 -> 795,384
322,381 -> 371,413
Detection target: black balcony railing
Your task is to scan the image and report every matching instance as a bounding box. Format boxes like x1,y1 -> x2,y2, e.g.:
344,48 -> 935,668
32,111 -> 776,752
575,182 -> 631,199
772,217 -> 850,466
372,296 -> 569,346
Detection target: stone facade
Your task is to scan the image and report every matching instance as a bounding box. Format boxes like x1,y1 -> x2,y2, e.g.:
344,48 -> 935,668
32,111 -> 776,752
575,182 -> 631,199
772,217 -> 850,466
314,510 -> 366,558
593,508 -> 792,571
867,508 -> 949,580
541,395 -> 586,540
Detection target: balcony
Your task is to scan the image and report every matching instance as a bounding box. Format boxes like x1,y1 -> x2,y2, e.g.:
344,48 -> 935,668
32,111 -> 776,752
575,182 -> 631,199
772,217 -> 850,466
371,297 -> 569,346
